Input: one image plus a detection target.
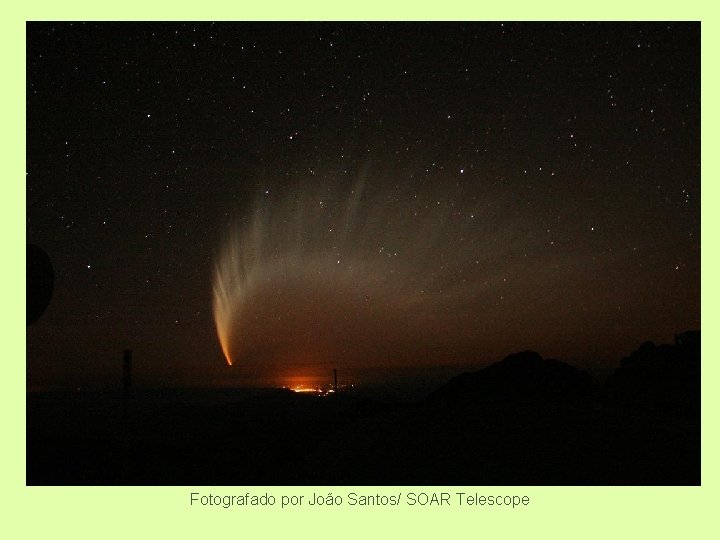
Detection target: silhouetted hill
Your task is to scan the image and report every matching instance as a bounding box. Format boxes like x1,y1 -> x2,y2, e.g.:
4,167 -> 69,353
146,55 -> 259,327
27,334 -> 700,485
604,331 -> 700,415
428,350 -> 596,409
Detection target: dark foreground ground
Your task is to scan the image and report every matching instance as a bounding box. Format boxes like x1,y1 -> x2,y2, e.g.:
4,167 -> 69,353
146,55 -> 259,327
27,334 -> 700,485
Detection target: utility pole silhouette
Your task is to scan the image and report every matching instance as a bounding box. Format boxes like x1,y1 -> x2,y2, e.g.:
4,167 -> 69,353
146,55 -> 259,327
334,368 -> 338,394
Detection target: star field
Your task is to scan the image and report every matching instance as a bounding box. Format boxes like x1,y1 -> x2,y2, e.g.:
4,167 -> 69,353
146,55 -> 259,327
26,22 -> 699,389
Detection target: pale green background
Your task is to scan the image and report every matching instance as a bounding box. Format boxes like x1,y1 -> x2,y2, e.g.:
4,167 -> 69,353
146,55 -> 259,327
3,2 -> 716,538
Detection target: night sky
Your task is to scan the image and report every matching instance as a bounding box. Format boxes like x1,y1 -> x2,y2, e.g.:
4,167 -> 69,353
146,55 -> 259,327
26,22 -> 700,391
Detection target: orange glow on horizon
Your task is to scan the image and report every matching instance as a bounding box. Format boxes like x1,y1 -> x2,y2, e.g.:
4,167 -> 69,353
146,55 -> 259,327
283,374 -> 325,390
281,372 -> 349,394
288,385 -> 322,393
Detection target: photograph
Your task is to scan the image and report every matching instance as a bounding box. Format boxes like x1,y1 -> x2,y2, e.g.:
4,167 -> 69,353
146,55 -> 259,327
26,21 -> 700,485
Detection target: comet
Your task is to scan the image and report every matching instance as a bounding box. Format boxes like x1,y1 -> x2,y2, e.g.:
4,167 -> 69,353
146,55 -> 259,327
212,170 -> 543,376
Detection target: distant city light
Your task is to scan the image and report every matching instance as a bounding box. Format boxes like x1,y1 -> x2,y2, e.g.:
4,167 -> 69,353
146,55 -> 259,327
282,380 -> 355,396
